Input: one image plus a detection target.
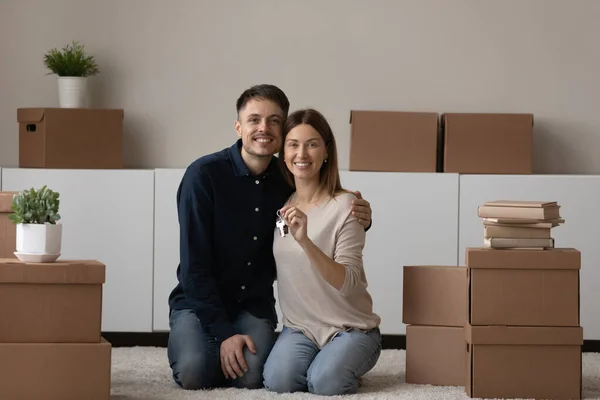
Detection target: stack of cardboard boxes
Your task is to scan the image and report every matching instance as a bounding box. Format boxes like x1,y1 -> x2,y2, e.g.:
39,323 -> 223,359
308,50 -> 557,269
349,110 -> 533,174
403,200 -> 583,399
402,265 -> 467,386
0,107 -> 122,399
0,258 -> 112,399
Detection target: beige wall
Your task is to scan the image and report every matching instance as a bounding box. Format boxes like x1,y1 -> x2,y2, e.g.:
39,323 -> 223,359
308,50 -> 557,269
1,0 -> 599,173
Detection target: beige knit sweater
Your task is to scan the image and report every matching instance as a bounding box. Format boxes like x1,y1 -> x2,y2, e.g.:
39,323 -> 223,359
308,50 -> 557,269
273,192 -> 381,348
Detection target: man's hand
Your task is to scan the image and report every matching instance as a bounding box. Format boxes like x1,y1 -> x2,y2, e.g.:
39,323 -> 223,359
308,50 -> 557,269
351,190 -> 372,228
220,334 -> 256,379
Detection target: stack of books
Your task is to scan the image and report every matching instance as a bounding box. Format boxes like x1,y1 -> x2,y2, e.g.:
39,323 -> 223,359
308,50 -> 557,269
477,200 -> 564,250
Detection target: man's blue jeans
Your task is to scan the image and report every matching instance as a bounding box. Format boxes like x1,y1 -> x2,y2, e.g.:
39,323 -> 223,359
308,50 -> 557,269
167,309 -> 275,390
263,326 -> 382,396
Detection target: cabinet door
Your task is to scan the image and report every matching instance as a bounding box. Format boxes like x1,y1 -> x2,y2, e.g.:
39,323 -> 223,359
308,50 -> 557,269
1,168 -> 155,332
153,169 -> 185,331
335,171 -> 460,335
459,174 -> 600,340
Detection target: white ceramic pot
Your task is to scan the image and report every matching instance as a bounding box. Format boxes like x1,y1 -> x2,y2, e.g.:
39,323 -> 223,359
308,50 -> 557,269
57,76 -> 87,108
16,223 -> 62,255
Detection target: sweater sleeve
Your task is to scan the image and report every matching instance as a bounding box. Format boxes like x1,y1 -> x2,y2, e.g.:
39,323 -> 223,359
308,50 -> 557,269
177,167 -> 237,344
334,196 -> 367,296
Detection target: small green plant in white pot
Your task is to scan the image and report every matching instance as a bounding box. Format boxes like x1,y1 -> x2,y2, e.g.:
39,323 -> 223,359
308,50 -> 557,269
43,40 -> 99,108
9,185 -> 62,263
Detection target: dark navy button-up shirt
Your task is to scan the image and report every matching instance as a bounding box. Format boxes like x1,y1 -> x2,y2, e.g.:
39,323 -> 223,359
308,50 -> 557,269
168,139 -> 293,344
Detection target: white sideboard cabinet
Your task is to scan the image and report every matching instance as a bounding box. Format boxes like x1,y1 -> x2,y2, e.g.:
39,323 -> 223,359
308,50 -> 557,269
1,168 -> 155,332
3,168 -> 599,340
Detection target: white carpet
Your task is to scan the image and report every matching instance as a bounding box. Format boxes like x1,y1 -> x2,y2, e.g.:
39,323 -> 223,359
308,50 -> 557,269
110,347 -> 600,400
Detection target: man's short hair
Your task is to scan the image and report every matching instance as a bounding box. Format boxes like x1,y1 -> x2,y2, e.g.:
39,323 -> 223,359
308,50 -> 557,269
236,84 -> 290,118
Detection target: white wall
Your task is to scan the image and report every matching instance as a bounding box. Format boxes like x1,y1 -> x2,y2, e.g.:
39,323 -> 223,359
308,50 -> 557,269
1,0 -> 600,174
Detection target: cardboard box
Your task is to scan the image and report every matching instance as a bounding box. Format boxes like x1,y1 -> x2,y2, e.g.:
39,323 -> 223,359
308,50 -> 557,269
0,338 -> 112,400
442,113 -> 533,173
406,325 -> 464,386
403,265 -> 467,327
18,108 -> 124,169
466,248 -> 580,326
0,192 -> 17,258
465,324 -> 582,399
0,259 -> 105,343
349,110 -> 439,172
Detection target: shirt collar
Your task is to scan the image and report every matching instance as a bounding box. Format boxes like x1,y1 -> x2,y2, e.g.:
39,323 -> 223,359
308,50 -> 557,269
228,138 -> 279,178
229,139 -> 249,177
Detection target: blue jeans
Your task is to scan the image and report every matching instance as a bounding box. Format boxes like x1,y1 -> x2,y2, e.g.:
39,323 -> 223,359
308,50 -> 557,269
167,308 -> 275,390
263,326 -> 382,396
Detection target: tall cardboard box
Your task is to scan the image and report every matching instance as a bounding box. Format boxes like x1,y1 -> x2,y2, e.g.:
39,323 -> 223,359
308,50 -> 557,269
0,258 -> 111,399
466,324 -> 582,400
403,266 -> 466,386
349,110 -> 439,172
18,108 -> 124,169
0,259 -> 105,342
0,338 -> 112,400
464,247 -> 582,399
0,192 -> 17,258
442,113 -> 533,173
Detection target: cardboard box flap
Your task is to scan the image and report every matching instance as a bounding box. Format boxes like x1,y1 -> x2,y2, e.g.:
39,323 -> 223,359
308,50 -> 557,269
442,112 -> 534,126
465,325 -> 583,345
349,109 -> 439,124
0,192 -> 17,213
17,108 -> 46,123
0,259 -> 105,284
466,247 -> 580,269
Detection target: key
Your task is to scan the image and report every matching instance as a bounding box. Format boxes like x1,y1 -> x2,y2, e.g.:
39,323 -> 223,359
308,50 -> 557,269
276,210 -> 288,238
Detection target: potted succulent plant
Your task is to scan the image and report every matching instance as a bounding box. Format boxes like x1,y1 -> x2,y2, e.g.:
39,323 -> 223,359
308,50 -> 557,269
43,40 -> 99,108
9,185 -> 62,262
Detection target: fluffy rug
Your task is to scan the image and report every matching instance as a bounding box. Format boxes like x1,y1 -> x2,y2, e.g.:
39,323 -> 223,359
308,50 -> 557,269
110,347 -> 600,400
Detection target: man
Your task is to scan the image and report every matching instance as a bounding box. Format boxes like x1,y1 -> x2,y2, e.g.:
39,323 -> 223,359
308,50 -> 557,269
167,84 -> 373,390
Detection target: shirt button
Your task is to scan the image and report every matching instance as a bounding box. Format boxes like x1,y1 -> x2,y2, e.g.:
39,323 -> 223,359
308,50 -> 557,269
255,180 -> 260,184
241,286 -> 246,290
255,207 -> 259,212
253,236 -> 257,240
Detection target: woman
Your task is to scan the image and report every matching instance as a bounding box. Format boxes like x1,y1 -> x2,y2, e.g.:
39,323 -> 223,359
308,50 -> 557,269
263,108 -> 381,396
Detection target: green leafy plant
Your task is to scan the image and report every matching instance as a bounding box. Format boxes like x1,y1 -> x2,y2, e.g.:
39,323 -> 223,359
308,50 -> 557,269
8,185 -> 61,224
43,40 -> 99,77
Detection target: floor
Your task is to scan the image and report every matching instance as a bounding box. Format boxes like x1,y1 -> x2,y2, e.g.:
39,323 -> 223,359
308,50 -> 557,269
109,347 -> 600,400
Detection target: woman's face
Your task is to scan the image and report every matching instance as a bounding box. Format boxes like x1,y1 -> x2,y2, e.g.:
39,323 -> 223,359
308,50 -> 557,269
283,124 -> 327,182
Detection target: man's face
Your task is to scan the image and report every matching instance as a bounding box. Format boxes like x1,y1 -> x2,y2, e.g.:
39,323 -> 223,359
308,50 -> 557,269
235,98 -> 284,159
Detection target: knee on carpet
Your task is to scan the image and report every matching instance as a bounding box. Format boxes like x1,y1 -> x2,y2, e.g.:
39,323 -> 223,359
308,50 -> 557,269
307,368 -> 358,396
263,361 -> 306,393
174,356 -> 219,390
